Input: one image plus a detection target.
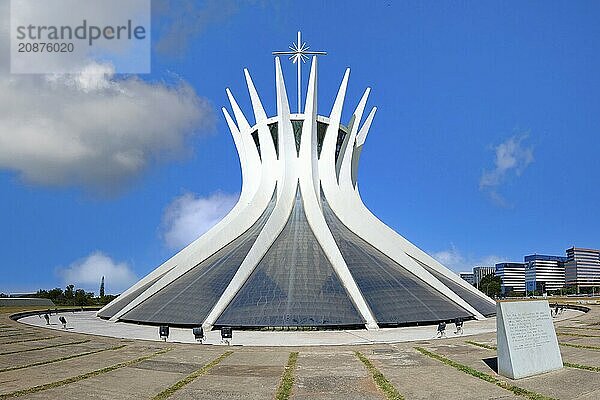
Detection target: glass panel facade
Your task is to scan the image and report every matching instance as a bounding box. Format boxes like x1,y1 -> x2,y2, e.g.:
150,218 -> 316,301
411,256 -> 497,317
322,198 -> 473,325
97,272 -> 167,319
216,188 -> 364,328
119,189 -> 278,326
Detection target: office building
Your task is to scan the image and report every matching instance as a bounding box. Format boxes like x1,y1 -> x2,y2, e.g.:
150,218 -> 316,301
473,266 -> 495,287
565,247 -> 600,288
495,262 -> 526,294
459,272 -> 475,285
524,254 -> 567,293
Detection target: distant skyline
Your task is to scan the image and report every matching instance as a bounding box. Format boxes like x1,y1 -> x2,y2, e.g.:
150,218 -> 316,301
1,1 -> 599,294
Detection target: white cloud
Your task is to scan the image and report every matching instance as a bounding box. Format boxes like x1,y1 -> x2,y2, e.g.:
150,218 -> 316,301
56,251 -> 138,294
0,63 -> 212,192
161,191 -> 239,249
0,3 -> 214,193
432,244 -> 504,273
479,134 -> 534,207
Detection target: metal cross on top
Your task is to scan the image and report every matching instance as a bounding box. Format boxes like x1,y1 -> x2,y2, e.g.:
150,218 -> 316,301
273,31 -> 327,113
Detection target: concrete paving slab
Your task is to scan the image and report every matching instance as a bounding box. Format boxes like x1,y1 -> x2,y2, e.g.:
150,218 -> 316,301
169,351 -> 286,400
0,342 -> 112,369
374,345 -> 520,400
0,343 -> 165,394
424,341 -> 600,400
19,366 -> 185,400
292,351 -> 382,400
170,376 -> 281,400
0,305 -> 596,399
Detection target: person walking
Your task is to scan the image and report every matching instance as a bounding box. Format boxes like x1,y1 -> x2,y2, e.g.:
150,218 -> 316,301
43,313 -> 50,325
436,321 -> 447,338
454,317 -> 464,335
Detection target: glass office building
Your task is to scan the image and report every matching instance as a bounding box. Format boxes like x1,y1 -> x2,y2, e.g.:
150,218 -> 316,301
496,262 -> 526,294
565,247 -> 600,288
524,254 -> 567,293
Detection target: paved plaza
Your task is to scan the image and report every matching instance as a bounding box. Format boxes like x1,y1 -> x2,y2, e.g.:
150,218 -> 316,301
1,304 -> 600,399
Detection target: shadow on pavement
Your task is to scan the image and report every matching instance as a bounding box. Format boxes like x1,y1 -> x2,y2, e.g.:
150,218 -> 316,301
483,357 -> 498,373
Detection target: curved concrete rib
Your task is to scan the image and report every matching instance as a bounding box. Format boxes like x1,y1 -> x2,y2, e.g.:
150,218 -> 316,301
299,57 -> 378,329
322,83 -> 487,320
102,53 -> 496,328
202,57 -> 300,330
319,68 -> 349,201
344,106 -> 495,309
335,126 -> 493,317
98,104 -> 257,318
339,88 -> 369,189
108,86 -> 278,322
351,106 -> 376,188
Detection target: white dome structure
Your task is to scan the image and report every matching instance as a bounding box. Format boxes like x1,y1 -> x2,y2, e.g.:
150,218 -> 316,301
98,48 -> 495,331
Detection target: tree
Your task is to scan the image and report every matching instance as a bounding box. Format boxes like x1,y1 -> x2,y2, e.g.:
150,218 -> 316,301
478,274 -> 502,298
74,289 -> 94,306
99,276 -> 105,298
64,285 -> 75,305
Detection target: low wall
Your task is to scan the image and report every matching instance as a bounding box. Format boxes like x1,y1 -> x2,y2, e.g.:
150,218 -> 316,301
9,307 -> 101,321
0,298 -> 54,307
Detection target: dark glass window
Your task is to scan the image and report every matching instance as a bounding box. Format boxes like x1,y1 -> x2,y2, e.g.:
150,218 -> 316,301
268,123 -> 279,159
250,130 -> 261,160
291,120 -> 303,155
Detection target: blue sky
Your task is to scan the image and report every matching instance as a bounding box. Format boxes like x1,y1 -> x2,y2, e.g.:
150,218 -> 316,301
1,1 -> 599,294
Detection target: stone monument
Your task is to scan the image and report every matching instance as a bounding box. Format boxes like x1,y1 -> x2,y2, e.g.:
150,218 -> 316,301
497,300 -> 563,379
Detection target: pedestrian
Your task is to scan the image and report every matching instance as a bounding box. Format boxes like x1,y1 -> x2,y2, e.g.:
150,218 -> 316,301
454,317 -> 464,335
44,313 -> 50,325
555,304 -> 559,317
436,321 -> 447,338
59,316 -> 67,329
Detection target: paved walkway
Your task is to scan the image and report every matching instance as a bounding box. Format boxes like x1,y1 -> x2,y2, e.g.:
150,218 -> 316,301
1,304 -> 598,399
18,309 -> 580,346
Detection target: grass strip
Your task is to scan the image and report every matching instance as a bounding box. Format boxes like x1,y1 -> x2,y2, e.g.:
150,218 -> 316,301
465,340 -> 497,350
466,341 -> 600,372
564,362 -> 600,372
0,344 -> 126,373
559,342 -> 600,351
355,351 -> 404,400
151,350 -> 233,400
415,347 -> 556,400
275,351 -> 299,400
0,333 -> 37,339
557,332 -> 600,338
0,347 -> 171,399
0,339 -> 90,355
0,336 -> 59,345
